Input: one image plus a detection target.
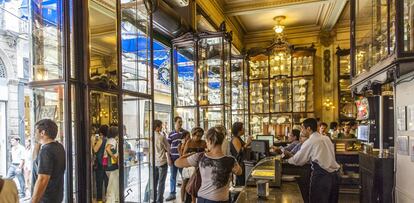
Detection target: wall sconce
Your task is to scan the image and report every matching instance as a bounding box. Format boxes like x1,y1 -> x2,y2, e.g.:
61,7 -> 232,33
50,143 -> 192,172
323,98 -> 335,110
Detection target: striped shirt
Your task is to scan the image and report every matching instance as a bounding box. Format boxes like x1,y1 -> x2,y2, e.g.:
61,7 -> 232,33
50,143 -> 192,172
167,129 -> 187,161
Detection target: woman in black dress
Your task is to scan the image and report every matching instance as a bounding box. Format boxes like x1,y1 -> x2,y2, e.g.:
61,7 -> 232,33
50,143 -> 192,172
230,122 -> 252,186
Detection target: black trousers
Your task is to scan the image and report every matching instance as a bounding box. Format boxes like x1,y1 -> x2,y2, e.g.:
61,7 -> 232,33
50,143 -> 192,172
309,170 -> 340,203
95,167 -> 109,201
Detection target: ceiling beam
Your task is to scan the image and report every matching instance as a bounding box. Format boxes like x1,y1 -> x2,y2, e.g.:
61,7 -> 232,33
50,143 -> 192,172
224,0 -> 328,16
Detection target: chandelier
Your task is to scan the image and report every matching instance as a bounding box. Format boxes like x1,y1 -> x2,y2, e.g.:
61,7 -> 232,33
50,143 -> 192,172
273,16 -> 286,34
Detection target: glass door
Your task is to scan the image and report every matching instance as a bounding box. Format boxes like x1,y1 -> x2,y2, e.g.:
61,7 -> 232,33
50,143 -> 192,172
122,95 -> 152,202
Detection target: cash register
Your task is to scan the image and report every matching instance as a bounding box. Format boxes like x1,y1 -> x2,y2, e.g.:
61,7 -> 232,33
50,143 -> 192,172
244,139 -> 282,187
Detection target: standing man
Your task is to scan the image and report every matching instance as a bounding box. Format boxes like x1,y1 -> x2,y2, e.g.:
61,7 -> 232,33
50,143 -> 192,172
165,116 -> 187,201
144,120 -> 170,203
7,136 -> 26,198
31,119 -> 66,203
287,118 -> 340,203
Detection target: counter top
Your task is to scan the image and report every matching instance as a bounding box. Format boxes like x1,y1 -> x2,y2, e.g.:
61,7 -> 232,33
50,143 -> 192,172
235,182 -> 303,203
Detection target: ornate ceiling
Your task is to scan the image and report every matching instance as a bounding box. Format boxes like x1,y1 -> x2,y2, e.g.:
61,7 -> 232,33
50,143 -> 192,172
217,0 -> 348,43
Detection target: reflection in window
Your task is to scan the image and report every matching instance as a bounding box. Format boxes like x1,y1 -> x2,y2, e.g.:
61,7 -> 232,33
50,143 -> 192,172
175,47 -> 195,107
404,0 -> 414,52
31,0 -> 64,80
121,0 -> 150,94
88,0 -> 118,87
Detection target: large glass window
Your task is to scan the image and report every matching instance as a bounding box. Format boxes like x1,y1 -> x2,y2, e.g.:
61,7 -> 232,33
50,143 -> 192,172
121,0 -> 150,93
88,0 -> 118,86
31,0 -> 65,81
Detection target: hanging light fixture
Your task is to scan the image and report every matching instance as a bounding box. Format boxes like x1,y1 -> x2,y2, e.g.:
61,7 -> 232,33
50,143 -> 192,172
273,16 -> 286,34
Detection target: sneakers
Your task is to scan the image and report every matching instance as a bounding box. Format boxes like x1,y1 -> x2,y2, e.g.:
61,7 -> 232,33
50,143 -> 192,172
165,194 -> 176,201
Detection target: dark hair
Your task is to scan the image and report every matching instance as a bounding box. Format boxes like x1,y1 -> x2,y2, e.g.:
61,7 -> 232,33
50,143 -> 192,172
292,129 -> 300,140
349,120 -> 357,126
36,119 -> 58,139
154,120 -> 163,129
206,127 -> 225,146
174,116 -> 182,123
98,125 -> 109,137
231,122 -> 244,137
320,122 -> 328,128
302,118 -> 317,132
11,136 -> 21,142
107,126 -> 119,138
182,130 -> 190,138
191,127 -> 204,137
329,122 -> 338,129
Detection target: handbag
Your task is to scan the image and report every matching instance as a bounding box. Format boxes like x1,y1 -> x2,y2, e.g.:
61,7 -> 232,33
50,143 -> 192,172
182,167 -> 196,179
185,153 -> 204,197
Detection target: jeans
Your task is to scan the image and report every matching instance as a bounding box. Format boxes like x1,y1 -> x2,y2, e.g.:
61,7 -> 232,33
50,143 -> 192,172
169,164 -> 182,195
144,164 -> 168,203
7,164 -> 25,196
95,167 -> 109,201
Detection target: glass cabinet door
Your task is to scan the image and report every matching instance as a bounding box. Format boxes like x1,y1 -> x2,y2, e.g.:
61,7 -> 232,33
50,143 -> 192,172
174,46 -> 196,107
270,78 -> 291,113
198,37 -> 224,106
249,54 -> 268,80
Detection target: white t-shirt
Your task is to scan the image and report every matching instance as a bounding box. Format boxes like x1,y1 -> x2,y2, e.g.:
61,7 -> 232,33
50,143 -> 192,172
11,144 -> 25,164
105,138 -> 118,157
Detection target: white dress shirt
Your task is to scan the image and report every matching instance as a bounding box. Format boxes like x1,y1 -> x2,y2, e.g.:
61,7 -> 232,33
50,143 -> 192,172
288,132 -> 340,173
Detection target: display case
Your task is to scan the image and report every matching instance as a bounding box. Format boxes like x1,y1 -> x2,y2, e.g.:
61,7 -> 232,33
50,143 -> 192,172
351,0 -> 414,85
248,43 -> 316,136
336,48 -> 356,122
231,55 -> 249,131
172,25 -> 232,130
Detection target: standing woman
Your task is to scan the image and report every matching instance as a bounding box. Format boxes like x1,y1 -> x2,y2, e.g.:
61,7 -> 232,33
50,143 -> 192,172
93,125 -> 109,203
175,127 -> 242,203
105,126 -> 119,202
230,122 -> 252,186
181,127 -> 207,203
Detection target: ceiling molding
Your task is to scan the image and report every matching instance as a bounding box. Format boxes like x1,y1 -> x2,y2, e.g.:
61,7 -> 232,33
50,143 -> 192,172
224,0 -> 327,16
320,0 -> 348,30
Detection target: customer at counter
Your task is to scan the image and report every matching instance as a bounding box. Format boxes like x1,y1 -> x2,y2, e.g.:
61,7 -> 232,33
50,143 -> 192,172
283,132 -> 309,158
271,129 -> 301,154
286,118 -> 340,203
230,122 -> 253,186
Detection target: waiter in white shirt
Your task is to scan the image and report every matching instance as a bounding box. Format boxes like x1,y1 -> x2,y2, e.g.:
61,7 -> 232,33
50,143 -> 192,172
287,118 -> 340,203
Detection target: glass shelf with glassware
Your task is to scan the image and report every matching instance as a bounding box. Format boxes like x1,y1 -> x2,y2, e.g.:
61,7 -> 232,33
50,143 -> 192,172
247,44 -> 316,136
